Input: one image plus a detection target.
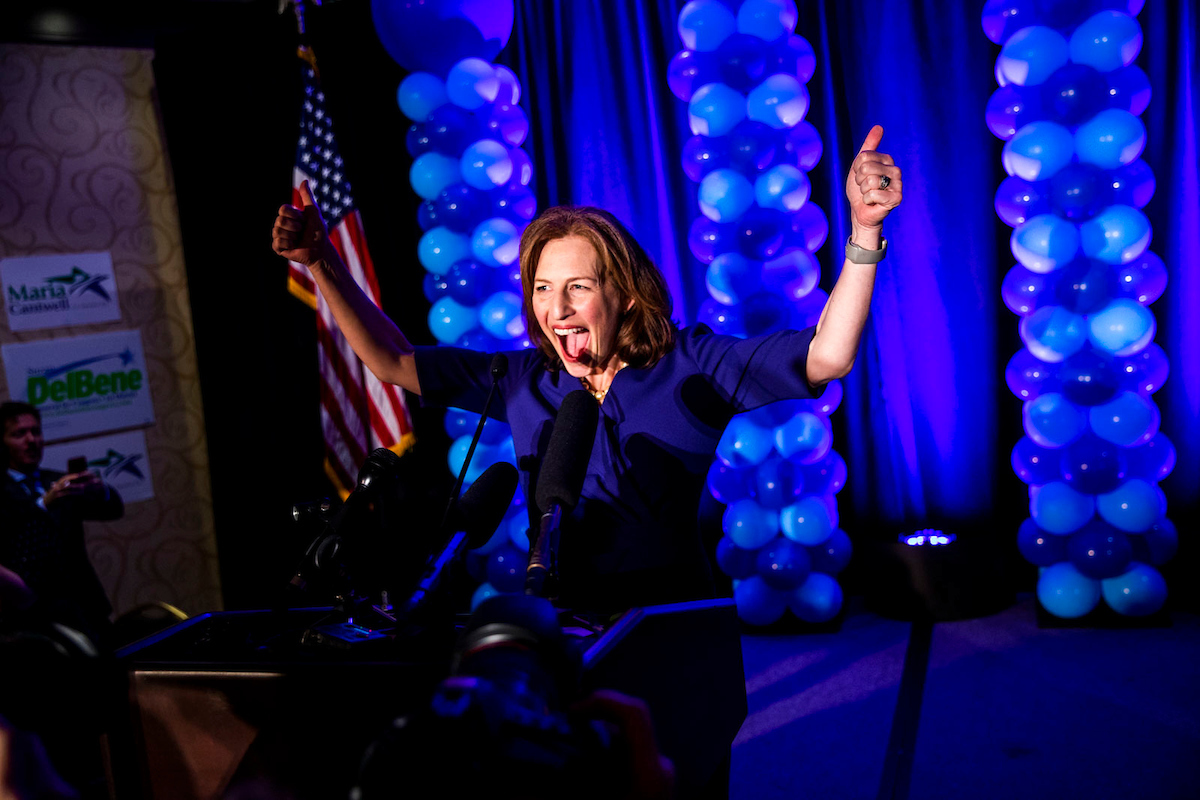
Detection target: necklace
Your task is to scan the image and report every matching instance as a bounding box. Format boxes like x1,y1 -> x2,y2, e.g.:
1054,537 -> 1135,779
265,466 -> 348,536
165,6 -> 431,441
580,362 -> 627,403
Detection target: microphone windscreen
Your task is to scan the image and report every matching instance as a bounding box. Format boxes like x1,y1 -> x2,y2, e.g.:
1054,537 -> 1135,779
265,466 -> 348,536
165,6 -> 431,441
456,461 -> 519,548
489,352 -> 509,380
357,447 -> 403,491
535,390 -> 599,514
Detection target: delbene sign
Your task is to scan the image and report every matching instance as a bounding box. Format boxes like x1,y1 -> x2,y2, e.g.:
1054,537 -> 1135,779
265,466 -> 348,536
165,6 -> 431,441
2,330 -> 155,441
1,252 -> 122,331
43,429 -> 155,503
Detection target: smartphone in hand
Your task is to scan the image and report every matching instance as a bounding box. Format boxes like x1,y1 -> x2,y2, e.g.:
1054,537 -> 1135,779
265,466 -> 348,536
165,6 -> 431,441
67,456 -> 88,474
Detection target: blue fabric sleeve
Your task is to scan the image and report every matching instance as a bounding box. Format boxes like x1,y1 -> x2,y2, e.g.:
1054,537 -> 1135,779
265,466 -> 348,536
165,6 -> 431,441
413,345 -> 542,423
681,325 -> 823,411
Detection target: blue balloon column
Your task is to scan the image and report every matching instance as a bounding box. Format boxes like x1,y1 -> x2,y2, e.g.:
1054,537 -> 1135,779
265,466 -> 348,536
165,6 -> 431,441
671,0 -> 850,626
375,0 -> 534,609
984,1 -> 1173,619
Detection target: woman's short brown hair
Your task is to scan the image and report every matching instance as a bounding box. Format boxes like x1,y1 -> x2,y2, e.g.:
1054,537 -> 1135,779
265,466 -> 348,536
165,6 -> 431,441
518,206 -> 676,369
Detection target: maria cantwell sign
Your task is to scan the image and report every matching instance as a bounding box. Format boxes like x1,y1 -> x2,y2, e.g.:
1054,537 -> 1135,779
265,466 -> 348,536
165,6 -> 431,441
1,252 -> 122,331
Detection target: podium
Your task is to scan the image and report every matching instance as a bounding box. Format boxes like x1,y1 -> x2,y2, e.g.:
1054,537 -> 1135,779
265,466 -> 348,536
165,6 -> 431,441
106,598 -> 747,799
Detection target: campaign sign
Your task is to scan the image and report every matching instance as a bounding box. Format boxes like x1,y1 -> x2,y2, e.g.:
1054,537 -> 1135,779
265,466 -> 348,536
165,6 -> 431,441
1,330 -> 155,442
1,252 -> 121,331
43,429 -> 155,503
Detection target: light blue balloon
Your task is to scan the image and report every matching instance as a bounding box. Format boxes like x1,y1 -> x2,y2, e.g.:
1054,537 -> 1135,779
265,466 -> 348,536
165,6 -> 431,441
1037,562 -> 1101,618
418,226 -> 472,275
723,499 -> 780,549
397,72 -> 448,122
737,0 -> 797,42
1031,481 -> 1095,535
1097,478 -> 1161,532
746,74 -> 810,129
717,414 -> 775,467
997,26 -> 1069,87
1023,392 -> 1087,448
773,411 -> 832,464
1087,298 -> 1156,356
1010,213 -> 1080,273
678,0 -> 737,52
410,152 -> 462,200
478,290 -> 526,340
447,433 -> 497,485
428,297 -> 478,344
755,164 -> 810,212
1079,205 -> 1151,265
471,217 -> 521,267
1074,109 -> 1146,170
688,82 -> 746,137
698,168 -> 755,223
706,252 -> 761,305
1002,121 -> 1074,181
780,496 -> 833,546
788,572 -> 843,623
1069,11 -> 1142,73
470,581 -> 501,610
1089,391 -> 1159,447
460,139 -> 513,190
1020,305 -> 1087,363
445,57 -> 499,110
1101,562 -> 1166,616
733,575 -> 788,625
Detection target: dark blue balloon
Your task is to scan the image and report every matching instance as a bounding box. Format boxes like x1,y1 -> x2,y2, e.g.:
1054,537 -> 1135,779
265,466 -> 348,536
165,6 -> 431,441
807,528 -> 852,575
371,0 -> 512,75
754,456 -> 804,509
737,207 -> 787,260
1106,65 -> 1151,115
1001,265 -> 1055,316
1005,348 -> 1059,401
772,34 -> 817,81
717,32 -> 770,92
788,202 -> 828,253
486,545 -> 527,593
666,48 -> 721,102
742,292 -> 793,337
781,121 -> 822,171
423,271 -> 451,301
982,0 -> 1036,45
755,537 -> 812,590
986,84 -> 1044,140
1128,517 -> 1178,566
688,216 -> 738,264
994,175 -> 1050,227
681,135 -> 731,183
1109,160 -> 1155,208
797,451 -> 847,496
1053,257 -> 1112,314
444,259 -> 494,305
716,536 -> 760,579
426,103 -> 482,155
1059,348 -> 1121,407
1048,163 -> 1113,222
406,123 -> 433,157
491,183 -> 537,223
1041,63 -> 1108,127
1061,434 -> 1127,494
1068,520 -> 1133,579
417,199 -> 440,231
1125,432 -> 1175,482
698,298 -> 747,337
1017,517 -> 1069,567
1011,436 -> 1061,485
707,460 -> 754,504
727,120 -> 780,173
436,183 -> 489,233
1117,343 -> 1169,395
456,329 -> 507,352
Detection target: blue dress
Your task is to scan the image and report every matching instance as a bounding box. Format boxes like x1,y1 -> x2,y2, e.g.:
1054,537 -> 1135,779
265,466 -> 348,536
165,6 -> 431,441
414,324 -> 820,612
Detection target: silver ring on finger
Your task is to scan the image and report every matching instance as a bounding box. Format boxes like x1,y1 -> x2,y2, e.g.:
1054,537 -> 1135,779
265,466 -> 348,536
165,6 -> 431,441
879,175 -> 891,189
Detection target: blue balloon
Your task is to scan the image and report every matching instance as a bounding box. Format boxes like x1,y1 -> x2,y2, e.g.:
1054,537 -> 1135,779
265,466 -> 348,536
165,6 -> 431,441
808,528 -> 852,575
494,65 -> 521,105
397,72 -> 448,122
707,460 -> 754,504
1125,432 -> 1175,483
1068,519 -> 1133,579
737,0 -> 797,42
997,26 -> 1069,86
456,329 -> 508,352
1020,305 -> 1086,363
479,290 -> 526,340
460,139 -> 513,190
746,74 -> 809,129
781,120 -> 822,171
1011,214 -> 1080,273
717,415 -> 775,467
428,297 -> 478,344
1002,121 -> 1073,181
1069,10 -> 1142,72
423,271 -> 451,302
418,226 -> 472,275
1129,517 -> 1178,566
1102,562 -> 1167,616
788,572 -> 843,623
681,135 -> 731,183
762,248 -> 819,302
723,499 -> 780,549
1005,348 -> 1058,401
1040,64 -> 1108,127
688,82 -> 746,137
1038,562 -> 1101,618
687,216 -> 738,263
667,49 -> 722,102
1110,250 -> 1166,305
706,252 -> 761,305
371,0 -> 513,75
1061,435 -> 1127,495
734,575 -> 788,625
753,456 -> 803,509
1106,65 -> 1151,115
491,183 -> 537,224
410,152 -> 461,200
755,164 -> 810,212
470,581 -> 501,610
507,512 -> 530,551
756,536 -> 812,590
1117,342 -> 1169,394
1087,298 -> 1155,356
445,57 -> 499,110
445,259 -> 494,304
727,120 -> 780,173
806,379 -> 843,416
698,168 -> 755,223
986,85 -> 1044,141
774,34 -> 817,82
780,496 -> 832,546
716,32 -> 771,92
791,287 -> 827,330
1031,481 -> 1095,535
407,123 -> 433,158
1017,517 -> 1070,567
678,0 -> 737,52
716,536 -> 760,579
436,183 -> 490,234
1053,258 -> 1111,314
1012,436 -> 1063,485
486,545 -> 526,593
447,434 -> 495,486
1075,110 -> 1146,171
1023,392 -> 1087,448
1001,265 -> 1054,316
994,176 -> 1051,227
1059,348 -> 1120,406
484,102 -> 530,147
737,208 -> 787,260
1048,163 -> 1112,223
774,411 -> 832,463
426,103 -> 483,155
697,298 -> 746,337
1089,391 -> 1158,447
1097,478 -> 1162,533
789,202 -> 828,252
981,0 -> 1036,45
471,217 -> 521,267
744,400 -> 806,430
508,147 -> 533,186
1109,160 -> 1155,210
798,450 -> 847,496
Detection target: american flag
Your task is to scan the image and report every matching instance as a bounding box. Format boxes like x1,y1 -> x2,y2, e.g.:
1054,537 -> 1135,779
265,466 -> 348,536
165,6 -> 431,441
287,50 -> 414,497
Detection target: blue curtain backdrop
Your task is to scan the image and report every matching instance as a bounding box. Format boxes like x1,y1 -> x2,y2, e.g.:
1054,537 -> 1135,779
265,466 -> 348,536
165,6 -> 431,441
500,0 -> 1199,539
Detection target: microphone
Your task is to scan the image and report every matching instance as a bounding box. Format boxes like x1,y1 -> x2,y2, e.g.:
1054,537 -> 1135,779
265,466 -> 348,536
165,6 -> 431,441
440,353 -> 509,532
526,390 -> 599,599
400,461 -> 519,620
